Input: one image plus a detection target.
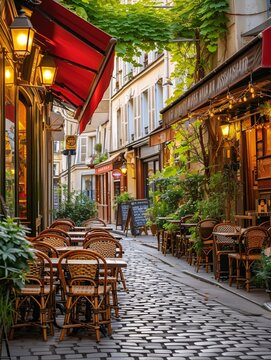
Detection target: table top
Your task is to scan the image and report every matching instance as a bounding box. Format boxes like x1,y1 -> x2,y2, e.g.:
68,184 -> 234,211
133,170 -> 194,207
50,257 -> 127,268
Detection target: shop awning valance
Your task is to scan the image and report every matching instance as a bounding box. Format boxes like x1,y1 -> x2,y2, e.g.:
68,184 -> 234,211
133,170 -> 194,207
29,0 -> 116,134
95,152 -> 123,175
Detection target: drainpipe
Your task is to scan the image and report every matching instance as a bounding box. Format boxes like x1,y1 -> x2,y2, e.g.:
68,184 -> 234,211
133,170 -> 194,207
163,50 -> 170,104
267,0 -> 270,17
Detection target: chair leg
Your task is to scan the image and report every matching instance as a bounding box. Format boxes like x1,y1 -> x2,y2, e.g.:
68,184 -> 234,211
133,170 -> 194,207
117,268 -> 128,293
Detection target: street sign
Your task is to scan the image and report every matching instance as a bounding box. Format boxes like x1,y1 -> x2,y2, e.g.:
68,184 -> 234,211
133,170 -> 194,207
65,135 -> 77,150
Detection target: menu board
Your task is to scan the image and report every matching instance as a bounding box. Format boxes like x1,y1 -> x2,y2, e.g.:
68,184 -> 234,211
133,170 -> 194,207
120,202 -> 130,230
129,199 -> 149,236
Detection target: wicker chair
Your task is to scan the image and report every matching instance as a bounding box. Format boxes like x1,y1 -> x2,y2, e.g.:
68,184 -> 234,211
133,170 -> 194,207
58,249 -> 112,342
195,218 -> 219,273
40,228 -> 72,244
228,226 -> 270,291
10,251 -> 55,341
83,237 -> 125,317
259,221 -> 271,229
49,220 -> 74,232
82,217 -> 106,227
33,233 -> 70,247
213,222 -> 239,281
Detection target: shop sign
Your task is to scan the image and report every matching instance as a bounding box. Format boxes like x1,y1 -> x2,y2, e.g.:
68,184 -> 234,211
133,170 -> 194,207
65,135 -> 77,150
112,169 -> 122,180
95,163 -> 113,174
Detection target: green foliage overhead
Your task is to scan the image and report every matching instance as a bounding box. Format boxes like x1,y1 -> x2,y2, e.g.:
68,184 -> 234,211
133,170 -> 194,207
60,0 -> 173,65
61,0 -> 229,74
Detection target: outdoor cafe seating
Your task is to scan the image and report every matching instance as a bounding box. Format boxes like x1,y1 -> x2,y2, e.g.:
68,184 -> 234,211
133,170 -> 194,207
84,237 -> 124,318
228,226 -> 270,291
10,251 -> 55,341
212,222 -> 239,281
57,249 -> 112,343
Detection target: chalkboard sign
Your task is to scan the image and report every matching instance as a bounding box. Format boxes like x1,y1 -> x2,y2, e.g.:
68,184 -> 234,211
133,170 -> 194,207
120,202 -> 130,230
129,199 -> 149,236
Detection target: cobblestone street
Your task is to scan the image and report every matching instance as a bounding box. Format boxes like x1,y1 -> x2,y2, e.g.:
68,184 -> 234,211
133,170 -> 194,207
6,236 -> 271,360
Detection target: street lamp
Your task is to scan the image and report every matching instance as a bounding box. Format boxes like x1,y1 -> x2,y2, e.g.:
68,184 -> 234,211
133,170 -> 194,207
9,10 -> 35,59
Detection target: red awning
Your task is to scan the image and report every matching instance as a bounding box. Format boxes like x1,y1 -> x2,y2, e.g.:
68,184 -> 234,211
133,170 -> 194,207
30,0 -> 116,133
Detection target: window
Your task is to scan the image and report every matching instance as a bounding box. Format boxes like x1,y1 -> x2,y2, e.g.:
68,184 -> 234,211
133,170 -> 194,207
80,137 -> 87,163
117,108 -> 122,147
134,95 -> 141,139
149,86 -> 155,131
155,82 -> 163,127
128,99 -> 134,142
141,90 -> 148,136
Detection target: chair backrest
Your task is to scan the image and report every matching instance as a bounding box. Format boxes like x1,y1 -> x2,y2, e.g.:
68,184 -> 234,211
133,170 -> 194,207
33,233 -> 70,247
213,222 -> 239,245
259,221 -> 271,229
49,220 -> 74,231
32,241 -> 59,258
241,226 -> 270,255
57,249 -> 107,291
40,228 -> 72,244
85,228 -> 111,237
83,237 -> 122,258
55,218 -> 76,226
197,218 -> 219,241
82,217 -> 106,227
27,250 -> 53,290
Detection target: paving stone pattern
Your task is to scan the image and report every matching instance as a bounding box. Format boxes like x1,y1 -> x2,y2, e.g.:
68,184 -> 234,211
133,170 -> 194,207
6,238 -> 271,360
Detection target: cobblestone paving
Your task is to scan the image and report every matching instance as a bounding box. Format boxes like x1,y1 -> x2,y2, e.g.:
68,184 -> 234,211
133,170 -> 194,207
6,238 -> 271,360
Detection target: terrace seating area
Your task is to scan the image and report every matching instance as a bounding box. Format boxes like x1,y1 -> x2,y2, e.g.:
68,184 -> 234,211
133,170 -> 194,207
8,218 -> 127,343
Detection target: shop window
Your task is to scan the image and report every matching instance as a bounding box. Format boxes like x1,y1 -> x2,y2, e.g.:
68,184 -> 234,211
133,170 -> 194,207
5,80 -> 16,216
18,101 -> 27,219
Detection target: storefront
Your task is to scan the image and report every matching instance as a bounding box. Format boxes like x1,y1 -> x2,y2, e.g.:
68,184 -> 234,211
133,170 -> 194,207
0,0 -> 115,234
95,152 -> 125,223
159,25 -> 271,217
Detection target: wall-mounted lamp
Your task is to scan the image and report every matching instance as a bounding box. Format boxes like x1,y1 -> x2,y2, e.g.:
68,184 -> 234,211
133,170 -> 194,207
9,10 -> 35,59
39,55 -> 57,86
162,77 -> 173,86
120,163 -> 127,175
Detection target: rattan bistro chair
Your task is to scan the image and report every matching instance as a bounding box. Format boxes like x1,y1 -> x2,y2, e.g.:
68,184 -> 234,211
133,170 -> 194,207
195,218 -> 219,273
10,251 -> 55,341
83,237 -> 123,318
49,220 -> 74,232
213,222 -> 239,281
33,233 -> 70,247
58,250 -> 112,342
228,226 -> 270,291
40,228 -> 72,245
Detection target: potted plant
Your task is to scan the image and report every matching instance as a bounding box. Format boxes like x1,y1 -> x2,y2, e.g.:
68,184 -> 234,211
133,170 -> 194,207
254,252 -> 271,298
0,218 -> 35,356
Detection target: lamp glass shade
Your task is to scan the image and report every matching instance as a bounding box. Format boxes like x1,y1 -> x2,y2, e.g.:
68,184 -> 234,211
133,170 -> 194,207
120,164 -> 127,175
220,123 -> 230,138
39,55 -> 57,86
5,66 -> 14,85
10,10 -> 35,57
